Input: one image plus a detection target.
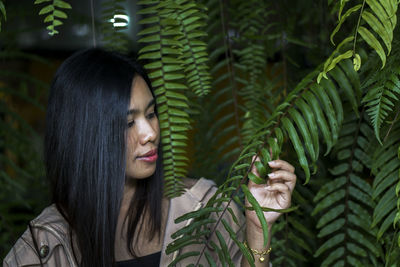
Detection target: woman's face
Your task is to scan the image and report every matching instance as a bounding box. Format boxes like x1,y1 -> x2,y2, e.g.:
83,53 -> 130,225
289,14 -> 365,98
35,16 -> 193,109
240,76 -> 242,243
125,75 -> 160,180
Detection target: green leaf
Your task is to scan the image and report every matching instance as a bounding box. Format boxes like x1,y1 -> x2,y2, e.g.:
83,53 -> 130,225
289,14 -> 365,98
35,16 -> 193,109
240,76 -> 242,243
260,148 -> 271,166
34,0 -> 51,3
295,98 -> 319,159
288,107 -> 316,162
254,161 -> 267,178
330,66 -> 359,116
362,10 -> 392,54
39,4 -> 54,15
216,230 -> 234,266
168,251 -> 201,267
317,218 -> 345,238
314,233 -> 345,257
314,177 -> 346,202
221,219 -> 255,267
205,252 -> 217,267
44,14 -> 54,23
316,204 -> 345,228
320,247 -> 345,267
53,10 -> 67,18
241,184 -> 269,246
325,50 -> 353,75
358,26 -> 386,69
312,189 -> 346,215
248,172 -> 265,185
281,117 -> 310,182
330,5 -> 362,45
54,0 -> 72,9
0,0 -> 6,20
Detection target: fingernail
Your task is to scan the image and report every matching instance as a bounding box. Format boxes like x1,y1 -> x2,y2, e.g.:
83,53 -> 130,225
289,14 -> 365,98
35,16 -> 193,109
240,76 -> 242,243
268,173 -> 275,178
268,161 -> 277,166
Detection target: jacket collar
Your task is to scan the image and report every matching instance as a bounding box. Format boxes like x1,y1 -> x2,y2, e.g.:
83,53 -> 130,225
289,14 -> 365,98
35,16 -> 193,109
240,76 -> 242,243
160,178 -> 216,265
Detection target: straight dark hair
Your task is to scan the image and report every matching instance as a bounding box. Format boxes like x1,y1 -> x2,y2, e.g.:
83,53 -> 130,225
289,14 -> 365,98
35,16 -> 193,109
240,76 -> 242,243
44,48 -> 163,267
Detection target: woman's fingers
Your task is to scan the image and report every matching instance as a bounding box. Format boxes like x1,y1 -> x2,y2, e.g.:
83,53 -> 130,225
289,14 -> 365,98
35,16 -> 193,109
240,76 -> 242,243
265,183 -> 291,206
268,159 -> 295,173
267,170 -> 296,192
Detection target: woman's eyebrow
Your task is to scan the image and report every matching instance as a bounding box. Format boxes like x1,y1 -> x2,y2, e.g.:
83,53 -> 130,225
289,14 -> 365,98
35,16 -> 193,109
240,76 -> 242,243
127,99 -> 155,115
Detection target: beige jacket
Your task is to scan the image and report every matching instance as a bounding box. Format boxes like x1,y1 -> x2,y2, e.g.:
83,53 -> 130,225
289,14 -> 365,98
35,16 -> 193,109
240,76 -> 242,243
3,178 -> 245,266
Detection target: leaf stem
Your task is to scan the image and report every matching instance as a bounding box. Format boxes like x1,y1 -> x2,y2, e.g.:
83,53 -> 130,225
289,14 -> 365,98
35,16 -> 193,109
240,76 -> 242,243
352,0 -> 366,54
383,105 -> 400,143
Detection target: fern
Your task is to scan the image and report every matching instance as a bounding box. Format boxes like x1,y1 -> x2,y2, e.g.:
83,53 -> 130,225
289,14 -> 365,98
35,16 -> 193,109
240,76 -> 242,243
100,0 -> 131,54
312,109 -> 383,266
34,0 -> 71,36
318,0 -> 399,81
230,0 -> 274,143
371,120 -> 400,245
188,0 -> 245,182
270,180 -> 318,266
137,0 -> 211,198
361,43 -> 400,143
168,57 -> 359,264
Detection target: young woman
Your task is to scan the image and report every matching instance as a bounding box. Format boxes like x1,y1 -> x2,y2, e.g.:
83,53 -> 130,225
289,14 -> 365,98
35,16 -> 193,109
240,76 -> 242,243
3,48 -> 296,267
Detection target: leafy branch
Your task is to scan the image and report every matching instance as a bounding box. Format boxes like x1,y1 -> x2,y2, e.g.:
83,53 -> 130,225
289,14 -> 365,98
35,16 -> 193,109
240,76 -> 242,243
318,0 -> 398,82
34,0 -> 71,36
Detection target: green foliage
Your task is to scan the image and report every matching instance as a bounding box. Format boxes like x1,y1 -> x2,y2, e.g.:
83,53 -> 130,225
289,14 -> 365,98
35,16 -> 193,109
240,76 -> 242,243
2,0 -> 400,265
0,51 -> 50,258
371,121 -> 400,241
318,0 -> 399,81
313,110 -> 382,266
361,41 -> 400,143
137,0 -> 211,198
34,0 -> 71,36
230,0 -> 272,143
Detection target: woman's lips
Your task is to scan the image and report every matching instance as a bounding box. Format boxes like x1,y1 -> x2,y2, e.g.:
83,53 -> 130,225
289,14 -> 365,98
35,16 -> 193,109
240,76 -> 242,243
137,149 -> 158,163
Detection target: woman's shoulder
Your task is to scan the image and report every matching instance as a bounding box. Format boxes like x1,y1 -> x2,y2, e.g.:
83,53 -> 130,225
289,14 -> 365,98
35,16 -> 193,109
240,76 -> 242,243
181,177 -> 217,202
3,204 -> 74,267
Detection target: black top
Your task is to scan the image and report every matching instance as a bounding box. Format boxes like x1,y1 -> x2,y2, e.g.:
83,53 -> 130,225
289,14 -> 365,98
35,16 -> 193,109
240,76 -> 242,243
116,251 -> 161,267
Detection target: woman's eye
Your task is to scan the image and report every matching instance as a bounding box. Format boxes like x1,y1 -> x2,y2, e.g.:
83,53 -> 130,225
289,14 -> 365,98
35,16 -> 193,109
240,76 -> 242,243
127,121 -> 135,128
147,112 -> 156,119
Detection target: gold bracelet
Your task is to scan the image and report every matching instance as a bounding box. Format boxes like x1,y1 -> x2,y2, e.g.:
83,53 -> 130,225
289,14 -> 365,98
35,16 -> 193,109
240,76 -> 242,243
243,241 -> 271,263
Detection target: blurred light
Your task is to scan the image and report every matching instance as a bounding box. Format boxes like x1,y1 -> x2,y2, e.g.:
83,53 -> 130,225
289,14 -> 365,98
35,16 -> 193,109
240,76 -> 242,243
109,14 -> 129,28
72,24 -> 89,36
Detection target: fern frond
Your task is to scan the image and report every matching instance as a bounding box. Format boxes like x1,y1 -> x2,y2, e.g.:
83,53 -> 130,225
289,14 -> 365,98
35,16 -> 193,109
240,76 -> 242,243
371,120 -> 400,241
189,0 -> 243,182
319,0 -> 399,79
361,43 -> 400,143
313,109 -> 382,266
34,0 -> 71,36
230,0 -> 273,143
138,0 -> 211,197
172,0 -> 211,97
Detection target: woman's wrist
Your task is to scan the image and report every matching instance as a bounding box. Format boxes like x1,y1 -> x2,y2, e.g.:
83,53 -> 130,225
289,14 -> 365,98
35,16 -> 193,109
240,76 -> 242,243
245,219 -> 272,248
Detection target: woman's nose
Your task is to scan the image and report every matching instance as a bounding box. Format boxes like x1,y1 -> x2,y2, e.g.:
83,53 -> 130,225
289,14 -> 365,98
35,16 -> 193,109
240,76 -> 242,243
138,120 -> 157,145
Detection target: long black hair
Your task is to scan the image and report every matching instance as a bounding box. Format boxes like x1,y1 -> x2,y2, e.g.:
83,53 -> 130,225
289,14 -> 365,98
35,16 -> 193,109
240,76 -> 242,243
45,48 -> 163,267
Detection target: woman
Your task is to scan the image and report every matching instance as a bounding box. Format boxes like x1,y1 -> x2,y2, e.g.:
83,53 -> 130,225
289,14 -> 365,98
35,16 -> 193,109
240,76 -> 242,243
3,48 -> 296,267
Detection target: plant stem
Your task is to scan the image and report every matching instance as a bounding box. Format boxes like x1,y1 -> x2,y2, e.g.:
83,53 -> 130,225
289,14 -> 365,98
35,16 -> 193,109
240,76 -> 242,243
352,0 -> 366,54
383,105 -> 400,143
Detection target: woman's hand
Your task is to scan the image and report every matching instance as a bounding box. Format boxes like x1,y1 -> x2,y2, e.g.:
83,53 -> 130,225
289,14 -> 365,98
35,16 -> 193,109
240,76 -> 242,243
245,156 -> 296,229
